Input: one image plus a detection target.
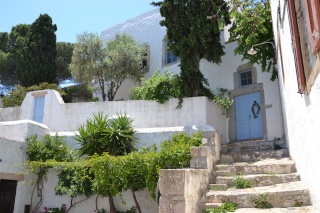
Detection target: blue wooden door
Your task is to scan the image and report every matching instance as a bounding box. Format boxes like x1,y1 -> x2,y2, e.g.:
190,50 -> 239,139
33,96 -> 45,123
235,92 -> 263,140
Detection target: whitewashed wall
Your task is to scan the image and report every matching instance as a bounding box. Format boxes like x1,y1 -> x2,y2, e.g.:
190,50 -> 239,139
0,90 -> 227,142
270,0 -> 320,210
36,170 -> 158,213
0,121 -> 49,213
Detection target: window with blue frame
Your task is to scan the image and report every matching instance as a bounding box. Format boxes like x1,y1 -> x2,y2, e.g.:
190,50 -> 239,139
164,39 -> 178,65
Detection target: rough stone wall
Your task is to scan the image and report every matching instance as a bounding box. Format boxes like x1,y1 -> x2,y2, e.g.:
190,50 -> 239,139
159,130 -> 219,213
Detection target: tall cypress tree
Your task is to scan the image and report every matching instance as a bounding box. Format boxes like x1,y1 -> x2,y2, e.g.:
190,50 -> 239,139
18,14 -> 57,86
152,0 -> 230,97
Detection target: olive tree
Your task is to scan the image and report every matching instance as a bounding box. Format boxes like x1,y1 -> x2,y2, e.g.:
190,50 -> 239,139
70,32 -> 146,101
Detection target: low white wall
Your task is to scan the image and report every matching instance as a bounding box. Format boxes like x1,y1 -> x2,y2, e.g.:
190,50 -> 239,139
0,106 -> 20,122
0,90 -> 228,143
51,125 -> 217,150
0,120 -> 49,142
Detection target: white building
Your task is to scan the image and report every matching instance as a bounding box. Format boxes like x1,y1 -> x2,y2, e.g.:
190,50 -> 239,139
100,8 -> 284,143
270,0 -> 320,210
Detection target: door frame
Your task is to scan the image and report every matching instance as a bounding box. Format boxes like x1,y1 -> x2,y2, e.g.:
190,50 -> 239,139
227,82 -> 267,142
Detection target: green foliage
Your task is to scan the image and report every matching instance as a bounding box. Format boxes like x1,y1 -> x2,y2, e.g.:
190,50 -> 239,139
0,25 -> 29,90
70,32 -> 106,100
27,131 -> 203,209
18,14 -> 57,86
213,96 -> 233,110
159,132 -> 202,168
105,33 -> 147,101
129,69 -> 179,104
232,175 -> 253,189
228,0 -> 277,80
116,207 -> 136,213
151,0 -> 230,97
205,201 -> 237,213
26,134 -> 71,162
130,70 -> 233,109
76,113 -> 110,156
1,25 -> 75,90
70,32 -> 146,101
88,131 -> 202,199
76,112 -> 136,157
212,87 -> 233,110
104,113 -> 136,156
1,82 -> 66,108
252,194 -> 273,209
56,42 -> 74,83
62,83 -> 96,103
55,166 -> 93,199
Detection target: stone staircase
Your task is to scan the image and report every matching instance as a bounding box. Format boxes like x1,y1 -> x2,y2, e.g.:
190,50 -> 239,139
201,140 -> 316,212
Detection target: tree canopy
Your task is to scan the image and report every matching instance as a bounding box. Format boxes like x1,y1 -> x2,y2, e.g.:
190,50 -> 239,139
105,33 -> 147,101
151,0 -> 230,97
228,0 -> 277,80
0,14 -> 61,90
18,14 -> 58,86
70,32 -> 146,101
56,42 -> 74,83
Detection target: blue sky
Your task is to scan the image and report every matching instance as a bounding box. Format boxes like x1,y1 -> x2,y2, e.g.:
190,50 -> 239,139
0,0 -> 156,43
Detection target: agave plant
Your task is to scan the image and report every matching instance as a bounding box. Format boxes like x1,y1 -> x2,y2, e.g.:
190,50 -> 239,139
103,113 -> 136,156
76,112 -> 136,157
76,112 -> 109,157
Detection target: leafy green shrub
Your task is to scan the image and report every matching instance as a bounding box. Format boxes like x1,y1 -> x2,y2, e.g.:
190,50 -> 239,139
213,96 -> 233,110
159,132 -> 202,168
62,83 -> 97,103
2,82 -> 66,108
212,87 -> 233,110
205,201 -> 237,213
232,175 -> 253,189
252,194 -> 273,208
55,166 -> 93,199
26,134 -> 71,162
129,69 -> 180,104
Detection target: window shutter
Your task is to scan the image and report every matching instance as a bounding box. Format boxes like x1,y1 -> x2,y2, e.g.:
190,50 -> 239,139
304,0 -> 320,55
288,0 -> 306,93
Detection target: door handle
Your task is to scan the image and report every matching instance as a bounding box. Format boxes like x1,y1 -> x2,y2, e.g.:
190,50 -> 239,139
249,115 -> 251,121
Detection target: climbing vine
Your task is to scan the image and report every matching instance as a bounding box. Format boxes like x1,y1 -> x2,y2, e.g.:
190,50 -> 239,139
26,134 -> 72,213
25,131 -> 202,212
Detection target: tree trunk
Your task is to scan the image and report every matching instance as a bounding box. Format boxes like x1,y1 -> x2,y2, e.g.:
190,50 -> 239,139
132,190 -> 142,213
99,79 -> 106,101
108,196 -> 116,213
180,52 -> 201,97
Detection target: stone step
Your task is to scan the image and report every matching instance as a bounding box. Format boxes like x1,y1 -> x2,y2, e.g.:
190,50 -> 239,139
205,181 -> 311,208
209,183 -> 228,191
204,202 -> 222,209
216,173 -> 301,188
218,155 -> 234,164
221,149 -> 289,162
233,206 -> 316,212
213,158 -> 296,175
221,139 -> 287,153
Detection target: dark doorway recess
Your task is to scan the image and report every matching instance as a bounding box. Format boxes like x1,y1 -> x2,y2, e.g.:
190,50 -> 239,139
0,179 -> 17,213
